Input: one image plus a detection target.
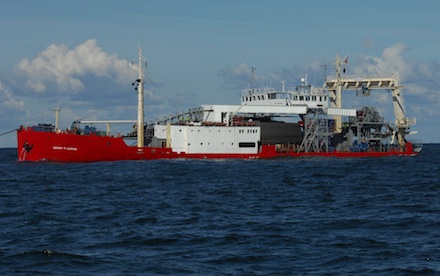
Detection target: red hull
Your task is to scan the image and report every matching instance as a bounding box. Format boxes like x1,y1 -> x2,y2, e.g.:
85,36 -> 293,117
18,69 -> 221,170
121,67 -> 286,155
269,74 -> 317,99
17,127 -> 418,162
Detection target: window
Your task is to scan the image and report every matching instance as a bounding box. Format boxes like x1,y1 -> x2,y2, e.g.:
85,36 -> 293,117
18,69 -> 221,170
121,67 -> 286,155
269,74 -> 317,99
239,142 -> 256,148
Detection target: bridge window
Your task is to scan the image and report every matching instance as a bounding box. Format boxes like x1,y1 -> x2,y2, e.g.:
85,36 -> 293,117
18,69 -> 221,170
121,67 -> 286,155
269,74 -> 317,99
312,96 -> 316,101
299,96 -> 304,101
239,142 -> 256,148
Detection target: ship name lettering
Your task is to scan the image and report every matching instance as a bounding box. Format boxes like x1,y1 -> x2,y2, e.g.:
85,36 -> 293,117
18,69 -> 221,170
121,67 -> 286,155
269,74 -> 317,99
53,146 -> 78,151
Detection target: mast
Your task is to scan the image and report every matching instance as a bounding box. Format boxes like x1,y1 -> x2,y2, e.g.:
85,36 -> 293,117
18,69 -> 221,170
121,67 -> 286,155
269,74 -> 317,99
137,48 -> 145,148
334,54 -> 342,133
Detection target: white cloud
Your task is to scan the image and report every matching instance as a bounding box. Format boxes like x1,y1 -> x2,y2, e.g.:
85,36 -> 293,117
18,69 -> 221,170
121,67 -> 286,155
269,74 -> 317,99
12,39 -> 138,95
217,63 -> 254,89
0,82 -> 27,147
0,83 -> 24,110
361,38 -> 375,49
355,43 -> 410,78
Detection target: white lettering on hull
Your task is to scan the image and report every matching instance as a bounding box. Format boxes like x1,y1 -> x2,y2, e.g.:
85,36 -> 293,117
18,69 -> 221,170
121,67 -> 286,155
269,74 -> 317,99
53,146 -> 78,151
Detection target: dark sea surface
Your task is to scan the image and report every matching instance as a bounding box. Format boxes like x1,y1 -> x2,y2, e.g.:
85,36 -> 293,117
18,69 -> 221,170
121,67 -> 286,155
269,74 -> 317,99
1,145 -> 440,275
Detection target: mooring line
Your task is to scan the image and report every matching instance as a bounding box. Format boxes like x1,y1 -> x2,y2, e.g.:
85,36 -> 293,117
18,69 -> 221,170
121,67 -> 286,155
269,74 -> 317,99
0,128 -> 18,136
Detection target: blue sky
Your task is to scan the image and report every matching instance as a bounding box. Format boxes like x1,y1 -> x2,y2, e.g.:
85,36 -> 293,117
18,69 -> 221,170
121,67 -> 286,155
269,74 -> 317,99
1,0 -> 439,147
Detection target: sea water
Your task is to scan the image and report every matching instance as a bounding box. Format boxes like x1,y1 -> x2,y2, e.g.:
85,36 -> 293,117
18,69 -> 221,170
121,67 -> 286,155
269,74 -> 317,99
1,145 -> 439,274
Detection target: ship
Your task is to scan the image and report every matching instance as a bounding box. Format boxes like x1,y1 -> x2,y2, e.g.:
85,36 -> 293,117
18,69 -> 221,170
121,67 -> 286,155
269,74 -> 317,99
17,49 -> 422,162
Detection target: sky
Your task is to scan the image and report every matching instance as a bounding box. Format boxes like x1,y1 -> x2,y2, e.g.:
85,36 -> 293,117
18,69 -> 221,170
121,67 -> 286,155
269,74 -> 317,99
1,0 -> 440,147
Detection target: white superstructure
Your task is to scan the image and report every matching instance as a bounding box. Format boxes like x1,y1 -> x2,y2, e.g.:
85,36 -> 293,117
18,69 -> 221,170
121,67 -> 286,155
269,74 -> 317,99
145,54 -> 417,155
152,124 -> 260,154
148,79 -> 334,154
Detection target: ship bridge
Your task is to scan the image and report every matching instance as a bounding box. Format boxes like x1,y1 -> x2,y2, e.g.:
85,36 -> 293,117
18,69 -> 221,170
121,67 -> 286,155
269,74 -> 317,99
240,84 -> 329,109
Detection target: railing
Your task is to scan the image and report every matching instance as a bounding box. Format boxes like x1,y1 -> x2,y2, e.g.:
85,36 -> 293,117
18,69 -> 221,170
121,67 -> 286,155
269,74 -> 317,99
241,87 -> 276,96
325,73 -> 399,81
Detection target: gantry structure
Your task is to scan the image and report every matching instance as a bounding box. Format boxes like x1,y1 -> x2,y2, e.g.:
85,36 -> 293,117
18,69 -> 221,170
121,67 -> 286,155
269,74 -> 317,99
324,54 -> 416,145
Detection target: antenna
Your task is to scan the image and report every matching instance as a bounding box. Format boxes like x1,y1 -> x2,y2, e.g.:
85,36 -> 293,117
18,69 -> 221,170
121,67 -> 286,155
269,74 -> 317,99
305,63 -> 308,86
322,64 -> 327,80
250,66 -> 256,89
